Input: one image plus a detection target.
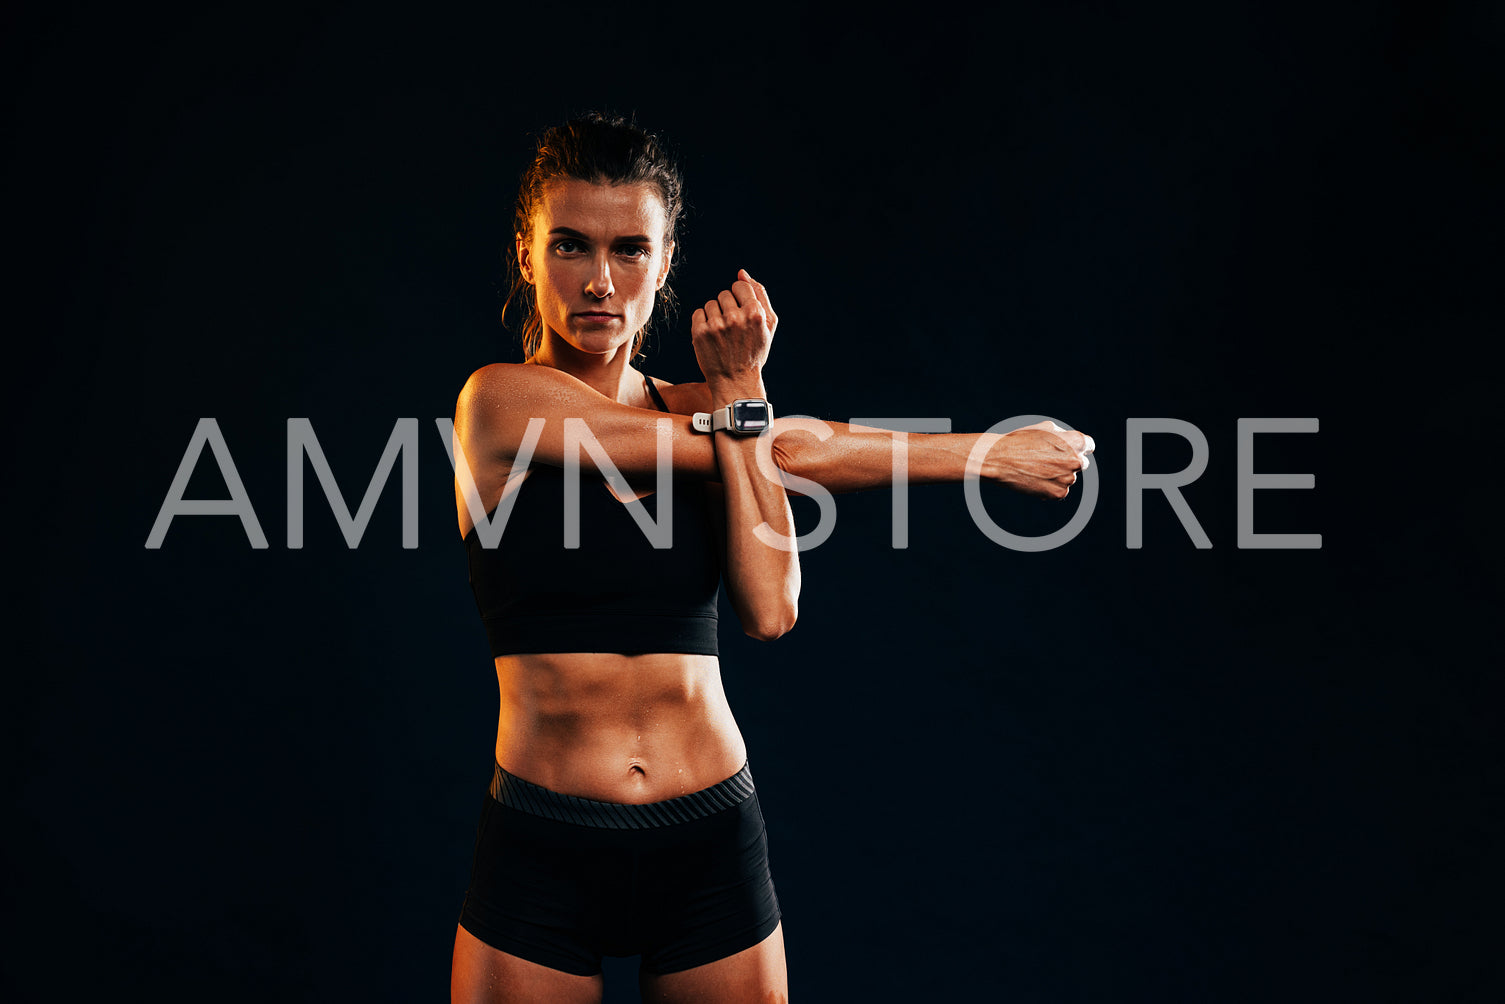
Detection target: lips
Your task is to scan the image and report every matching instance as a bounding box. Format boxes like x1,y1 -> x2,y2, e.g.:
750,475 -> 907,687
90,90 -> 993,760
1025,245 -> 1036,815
573,312 -> 619,321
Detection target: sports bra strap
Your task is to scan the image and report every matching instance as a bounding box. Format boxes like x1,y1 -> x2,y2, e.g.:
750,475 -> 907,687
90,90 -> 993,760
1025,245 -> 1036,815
643,374 -> 670,413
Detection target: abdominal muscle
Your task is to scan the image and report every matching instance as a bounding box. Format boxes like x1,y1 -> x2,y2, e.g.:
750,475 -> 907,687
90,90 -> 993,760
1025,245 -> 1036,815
492,650 -> 748,804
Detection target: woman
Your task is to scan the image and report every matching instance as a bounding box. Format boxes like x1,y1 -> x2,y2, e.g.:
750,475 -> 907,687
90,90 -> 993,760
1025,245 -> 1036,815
451,114 -> 1093,1003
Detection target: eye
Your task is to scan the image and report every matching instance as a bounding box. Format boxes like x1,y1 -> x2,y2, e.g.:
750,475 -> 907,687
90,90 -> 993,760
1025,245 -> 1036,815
617,245 -> 649,260
551,239 -> 585,255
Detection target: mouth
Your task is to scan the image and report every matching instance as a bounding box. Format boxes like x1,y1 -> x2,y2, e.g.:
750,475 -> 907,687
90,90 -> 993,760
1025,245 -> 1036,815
573,311 -> 620,322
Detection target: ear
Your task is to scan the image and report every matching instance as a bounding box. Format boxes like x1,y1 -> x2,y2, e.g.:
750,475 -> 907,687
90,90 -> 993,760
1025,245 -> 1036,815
656,241 -> 674,290
516,233 -> 534,285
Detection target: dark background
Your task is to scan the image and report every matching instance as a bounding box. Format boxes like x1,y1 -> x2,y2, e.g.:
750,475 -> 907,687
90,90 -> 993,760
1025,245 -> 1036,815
8,1 -> 1501,1000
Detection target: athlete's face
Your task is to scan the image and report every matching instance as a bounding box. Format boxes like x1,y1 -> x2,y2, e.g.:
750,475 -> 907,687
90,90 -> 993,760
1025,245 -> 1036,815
519,178 -> 673,361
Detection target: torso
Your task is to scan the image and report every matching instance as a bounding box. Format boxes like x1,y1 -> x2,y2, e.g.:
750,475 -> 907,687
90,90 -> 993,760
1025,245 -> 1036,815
458,370 -> 744,804
490,650 -> 746,803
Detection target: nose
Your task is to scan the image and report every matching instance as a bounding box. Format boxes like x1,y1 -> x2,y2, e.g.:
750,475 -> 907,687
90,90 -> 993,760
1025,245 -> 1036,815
584,253 -> 614,300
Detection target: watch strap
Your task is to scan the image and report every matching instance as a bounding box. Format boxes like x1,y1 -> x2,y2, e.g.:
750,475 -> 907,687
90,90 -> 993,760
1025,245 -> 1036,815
691,400 -> 772,435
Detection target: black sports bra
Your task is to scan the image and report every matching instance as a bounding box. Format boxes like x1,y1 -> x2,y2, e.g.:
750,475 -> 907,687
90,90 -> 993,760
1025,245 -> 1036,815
463,374 -> 721,656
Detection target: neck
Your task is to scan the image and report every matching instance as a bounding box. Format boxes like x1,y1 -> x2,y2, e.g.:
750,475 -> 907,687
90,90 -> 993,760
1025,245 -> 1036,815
531,333 -> 641,403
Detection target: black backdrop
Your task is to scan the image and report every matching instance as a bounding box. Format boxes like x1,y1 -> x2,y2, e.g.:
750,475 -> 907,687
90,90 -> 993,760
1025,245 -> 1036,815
8,2 -> 1501,1001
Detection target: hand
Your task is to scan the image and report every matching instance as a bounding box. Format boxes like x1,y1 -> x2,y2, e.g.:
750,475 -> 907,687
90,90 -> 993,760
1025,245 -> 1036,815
989,420 -> 1096,500
691,269 -> 778,390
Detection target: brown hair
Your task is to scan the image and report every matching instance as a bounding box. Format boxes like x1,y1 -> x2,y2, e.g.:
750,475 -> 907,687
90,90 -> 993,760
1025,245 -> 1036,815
501,113 -> 685,362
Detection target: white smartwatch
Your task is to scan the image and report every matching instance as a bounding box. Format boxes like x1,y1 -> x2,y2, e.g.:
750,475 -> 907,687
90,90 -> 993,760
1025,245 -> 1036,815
692,399 -> 773,435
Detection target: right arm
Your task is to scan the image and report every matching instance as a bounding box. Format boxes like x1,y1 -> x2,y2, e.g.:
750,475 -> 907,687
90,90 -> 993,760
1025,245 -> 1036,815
453,365 -> 1093,507
768,418 -> 1094,500
454,363 -> 719,482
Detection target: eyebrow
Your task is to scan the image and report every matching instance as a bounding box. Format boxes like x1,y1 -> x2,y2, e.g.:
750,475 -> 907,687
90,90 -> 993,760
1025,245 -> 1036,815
547,226 -> 655,244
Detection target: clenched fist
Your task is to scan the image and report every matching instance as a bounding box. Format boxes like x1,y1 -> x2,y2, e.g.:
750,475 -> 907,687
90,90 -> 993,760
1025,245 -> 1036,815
691,269 -> 778,385
992,420 -> 1096,500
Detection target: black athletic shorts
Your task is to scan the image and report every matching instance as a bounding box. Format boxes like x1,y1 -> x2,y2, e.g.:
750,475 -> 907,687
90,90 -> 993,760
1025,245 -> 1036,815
457,762 -> 781,976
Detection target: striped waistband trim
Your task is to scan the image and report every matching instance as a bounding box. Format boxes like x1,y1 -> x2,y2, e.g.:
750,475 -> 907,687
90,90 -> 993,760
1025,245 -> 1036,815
489,762 -> 755,830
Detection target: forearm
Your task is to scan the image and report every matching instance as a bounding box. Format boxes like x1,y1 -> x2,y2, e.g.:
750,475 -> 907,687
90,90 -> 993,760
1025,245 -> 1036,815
772,422 -> 1008,493
710,375 -> 800,640
774,418 -> 1090,500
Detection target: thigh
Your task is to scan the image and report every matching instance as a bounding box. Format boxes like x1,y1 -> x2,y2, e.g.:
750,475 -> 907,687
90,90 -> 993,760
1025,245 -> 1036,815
636,789 -> 781,975
460,793 -> 627,975
451,923 -> 604,1004
638,922 -> 786,1004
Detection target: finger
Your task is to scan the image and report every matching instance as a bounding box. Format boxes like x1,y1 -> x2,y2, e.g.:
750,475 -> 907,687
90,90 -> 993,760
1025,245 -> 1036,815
1060,430 -> 1091,455
1078,452 -> 1091,472
703,299 -> 723,325
741,269 -> 776,315
731,278 -> 756,308
717,289 -> 739,315
1082,433 -> 1096,455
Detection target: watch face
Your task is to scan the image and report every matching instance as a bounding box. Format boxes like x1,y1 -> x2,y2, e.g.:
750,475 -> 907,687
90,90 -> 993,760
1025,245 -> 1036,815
732,400 -> 770,434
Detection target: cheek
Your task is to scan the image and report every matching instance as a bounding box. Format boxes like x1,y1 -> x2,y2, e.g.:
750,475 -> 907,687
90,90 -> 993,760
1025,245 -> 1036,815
533,265 -> 570,306
629,283 -> 659,319
626,266 -> 659,298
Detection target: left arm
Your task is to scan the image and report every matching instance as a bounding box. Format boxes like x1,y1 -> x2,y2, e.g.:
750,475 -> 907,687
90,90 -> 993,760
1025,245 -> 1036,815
691,272 -> 800,642
677,269 -> 1093,637
704,417 -> 801,641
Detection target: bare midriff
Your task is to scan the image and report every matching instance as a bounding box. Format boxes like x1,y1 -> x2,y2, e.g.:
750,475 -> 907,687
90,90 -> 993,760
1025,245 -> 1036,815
491,651 -> 748,805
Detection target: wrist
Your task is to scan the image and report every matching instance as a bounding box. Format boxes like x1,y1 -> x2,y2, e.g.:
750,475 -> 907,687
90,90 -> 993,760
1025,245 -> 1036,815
977,433 -> 1015,484
706,371 -> 766,406
695,396 -> 773,436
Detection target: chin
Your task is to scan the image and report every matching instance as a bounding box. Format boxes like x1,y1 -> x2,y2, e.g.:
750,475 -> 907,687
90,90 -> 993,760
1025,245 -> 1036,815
571,335 -> 631,356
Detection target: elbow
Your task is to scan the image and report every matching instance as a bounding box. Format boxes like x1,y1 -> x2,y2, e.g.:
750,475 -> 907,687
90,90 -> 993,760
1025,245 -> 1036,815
769,421 -> 826,477
743,604 -> 798,642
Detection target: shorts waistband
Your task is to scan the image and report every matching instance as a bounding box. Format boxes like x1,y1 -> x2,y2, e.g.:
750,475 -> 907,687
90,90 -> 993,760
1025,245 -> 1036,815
489,762 -> 755,830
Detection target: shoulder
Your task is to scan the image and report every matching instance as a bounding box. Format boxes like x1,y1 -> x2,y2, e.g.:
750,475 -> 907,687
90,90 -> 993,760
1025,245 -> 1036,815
460,362 -> 556,397
457,363 -> 604,413
458,362 -> 520,403
649,378 -> 714,415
